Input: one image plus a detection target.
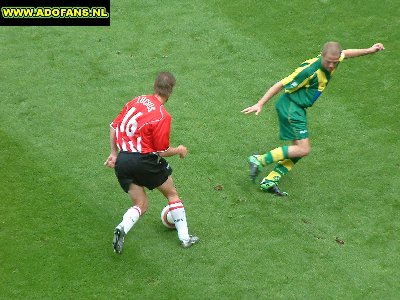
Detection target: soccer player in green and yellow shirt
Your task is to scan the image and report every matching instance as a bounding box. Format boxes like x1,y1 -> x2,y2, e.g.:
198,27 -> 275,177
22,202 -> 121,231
242,42 -> 385,196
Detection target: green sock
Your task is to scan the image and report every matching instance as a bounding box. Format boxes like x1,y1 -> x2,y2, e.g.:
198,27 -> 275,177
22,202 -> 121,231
260,146 -> 289,165
265,157 -> 301,182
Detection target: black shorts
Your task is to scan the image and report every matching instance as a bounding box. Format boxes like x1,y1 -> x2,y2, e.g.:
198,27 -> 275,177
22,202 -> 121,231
114,151 -> 172,192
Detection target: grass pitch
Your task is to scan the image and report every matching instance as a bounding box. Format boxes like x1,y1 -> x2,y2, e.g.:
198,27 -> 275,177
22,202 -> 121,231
1,0 -> 399,299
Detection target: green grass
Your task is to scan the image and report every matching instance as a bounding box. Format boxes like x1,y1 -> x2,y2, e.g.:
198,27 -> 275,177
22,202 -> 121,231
1,0 -> 399,298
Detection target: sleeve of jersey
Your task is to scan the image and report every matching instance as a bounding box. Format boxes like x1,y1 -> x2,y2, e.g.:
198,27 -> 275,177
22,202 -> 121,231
152,114 -> 171,152
281,64 -> 311,93
110,106 -> 126,129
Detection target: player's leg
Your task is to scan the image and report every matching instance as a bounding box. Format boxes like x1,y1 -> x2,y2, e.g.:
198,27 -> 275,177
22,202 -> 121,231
113,183 -> 147,254
119,183 -> 147,233
289,138 -> 311,157
262,139 -> 310,182
260,157 -> 301,194
113,152 -> 151,254
249,139 -> 309,176
263,157 -> 302,182
259,102 -> 310,163
248,95 -> 293,181
157,176 -> 199,248
250,145 -> 290,167
256,97 -> 310,195
260,139 -> 310,195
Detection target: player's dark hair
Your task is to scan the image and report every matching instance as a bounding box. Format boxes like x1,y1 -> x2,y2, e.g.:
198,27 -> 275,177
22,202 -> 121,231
154,72 -> 176,98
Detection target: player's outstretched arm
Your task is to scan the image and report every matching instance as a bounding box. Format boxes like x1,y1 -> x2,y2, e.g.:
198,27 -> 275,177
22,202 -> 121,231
241,81 -> 283,115
343,43 -> 385,58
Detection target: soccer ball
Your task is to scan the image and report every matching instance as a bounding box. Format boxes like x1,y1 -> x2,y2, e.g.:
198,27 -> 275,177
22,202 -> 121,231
160,205 -> 175,229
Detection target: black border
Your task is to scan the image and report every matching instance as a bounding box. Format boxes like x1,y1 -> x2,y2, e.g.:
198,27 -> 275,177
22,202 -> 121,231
0,0 -> 110,26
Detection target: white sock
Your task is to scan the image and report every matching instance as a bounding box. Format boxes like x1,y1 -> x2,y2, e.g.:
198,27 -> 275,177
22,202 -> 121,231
117,206 -> 141,234
169,199 -> 190,242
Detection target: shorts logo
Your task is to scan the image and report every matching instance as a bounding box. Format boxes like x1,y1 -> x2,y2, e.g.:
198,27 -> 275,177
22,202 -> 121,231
299,130 -> 308,134
289,81 -> 298,88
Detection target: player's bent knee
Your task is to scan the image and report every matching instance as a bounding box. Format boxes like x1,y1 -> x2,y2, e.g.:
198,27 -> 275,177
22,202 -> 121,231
299,146 -> 311,157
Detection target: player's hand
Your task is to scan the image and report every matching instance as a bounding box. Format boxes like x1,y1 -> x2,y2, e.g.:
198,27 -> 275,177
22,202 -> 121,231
177,145 -> 188,159
241,103 -> 263,115
104,154 -> 117,168
370,43 -> 385,53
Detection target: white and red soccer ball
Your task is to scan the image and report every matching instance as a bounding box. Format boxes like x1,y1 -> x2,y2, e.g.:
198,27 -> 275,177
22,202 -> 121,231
160,205 -> 175,229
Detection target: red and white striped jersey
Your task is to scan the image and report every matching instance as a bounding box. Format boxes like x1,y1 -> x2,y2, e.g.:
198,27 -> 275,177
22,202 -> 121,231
110,95 -> 171,154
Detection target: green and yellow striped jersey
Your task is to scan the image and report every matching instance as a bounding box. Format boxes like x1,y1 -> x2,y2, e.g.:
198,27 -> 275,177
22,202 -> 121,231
280,52 -> 345,108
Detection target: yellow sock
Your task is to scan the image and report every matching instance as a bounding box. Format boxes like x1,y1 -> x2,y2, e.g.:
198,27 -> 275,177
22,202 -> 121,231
260,146 -> 289,165
264,158 -> 299,182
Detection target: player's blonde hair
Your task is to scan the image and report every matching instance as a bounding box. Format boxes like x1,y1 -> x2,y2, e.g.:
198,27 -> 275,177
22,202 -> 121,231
322,41 -> 342,57
154,72 -> 176,98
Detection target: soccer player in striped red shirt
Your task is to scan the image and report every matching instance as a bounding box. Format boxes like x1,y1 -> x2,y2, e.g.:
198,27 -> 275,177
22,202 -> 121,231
104,72 -> 199,253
